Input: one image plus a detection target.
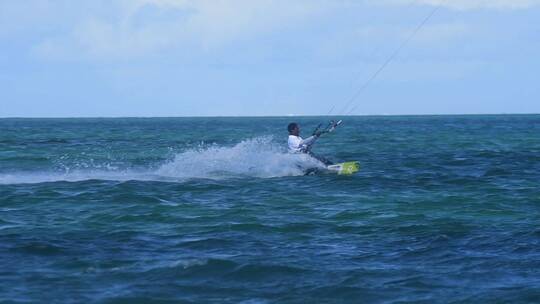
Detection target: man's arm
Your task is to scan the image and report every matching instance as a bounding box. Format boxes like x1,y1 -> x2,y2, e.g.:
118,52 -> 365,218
299,134 -> 320,151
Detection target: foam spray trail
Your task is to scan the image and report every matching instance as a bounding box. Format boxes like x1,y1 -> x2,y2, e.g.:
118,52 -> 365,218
0,137 -> 324,184
0,170 -> 150,185
155,137 -> 324,179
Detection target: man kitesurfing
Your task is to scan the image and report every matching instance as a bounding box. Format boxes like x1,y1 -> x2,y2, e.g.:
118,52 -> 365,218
282,3 -> 440,176
287,122 -> 335,166
287,120 -> 359,175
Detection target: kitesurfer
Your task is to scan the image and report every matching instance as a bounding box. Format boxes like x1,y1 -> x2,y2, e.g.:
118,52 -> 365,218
287,122 -> 333,165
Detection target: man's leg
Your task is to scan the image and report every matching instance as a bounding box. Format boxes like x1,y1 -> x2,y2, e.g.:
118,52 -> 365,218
308,152 -> 334,166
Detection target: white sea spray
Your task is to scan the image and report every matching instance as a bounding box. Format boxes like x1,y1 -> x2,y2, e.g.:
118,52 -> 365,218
0,137 -> 324,184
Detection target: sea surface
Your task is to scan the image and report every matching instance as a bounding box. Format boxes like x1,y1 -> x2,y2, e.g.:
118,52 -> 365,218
1,115 -> 539,303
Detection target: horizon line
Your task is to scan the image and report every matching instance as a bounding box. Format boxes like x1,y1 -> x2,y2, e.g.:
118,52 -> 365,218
1,113 -> 539,119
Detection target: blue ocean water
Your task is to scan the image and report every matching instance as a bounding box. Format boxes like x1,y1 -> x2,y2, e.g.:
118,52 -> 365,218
1,115 -> 539,303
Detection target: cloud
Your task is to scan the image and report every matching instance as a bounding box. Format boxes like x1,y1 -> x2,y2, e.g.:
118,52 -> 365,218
32,0 -> 329,60
11,0 -> 538,61
376,0 -> 540,10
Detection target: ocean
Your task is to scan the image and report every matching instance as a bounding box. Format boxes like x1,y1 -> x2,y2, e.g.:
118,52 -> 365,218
1,115 -> 539,303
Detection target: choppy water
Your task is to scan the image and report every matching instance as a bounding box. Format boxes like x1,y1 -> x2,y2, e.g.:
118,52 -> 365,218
1,116 -> 539,303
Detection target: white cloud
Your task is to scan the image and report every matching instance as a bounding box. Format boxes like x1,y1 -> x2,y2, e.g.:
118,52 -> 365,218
377,0 -> 540,10
12,0 -> 539,61
408,22 -> 469,43
32,0 -> 330,59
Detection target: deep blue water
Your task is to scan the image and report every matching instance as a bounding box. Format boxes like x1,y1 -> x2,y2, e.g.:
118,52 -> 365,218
1,115 -> 539,303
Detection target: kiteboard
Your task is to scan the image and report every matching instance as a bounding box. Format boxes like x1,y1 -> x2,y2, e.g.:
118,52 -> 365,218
326,161 -> 360,175
303,161 -> 360,176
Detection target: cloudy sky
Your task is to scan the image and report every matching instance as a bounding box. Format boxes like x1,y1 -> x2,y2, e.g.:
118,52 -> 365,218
1,0 -> 539,117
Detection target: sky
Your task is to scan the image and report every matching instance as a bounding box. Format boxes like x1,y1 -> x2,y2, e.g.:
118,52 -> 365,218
1,0 -> 539,117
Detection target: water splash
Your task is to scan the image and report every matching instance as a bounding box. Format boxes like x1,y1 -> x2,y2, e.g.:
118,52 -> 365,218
0,137 -> 324,184
156,136 -> 323,179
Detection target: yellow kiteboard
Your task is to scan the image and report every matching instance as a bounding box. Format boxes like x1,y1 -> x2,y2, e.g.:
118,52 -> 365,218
326,161 -> 360,175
